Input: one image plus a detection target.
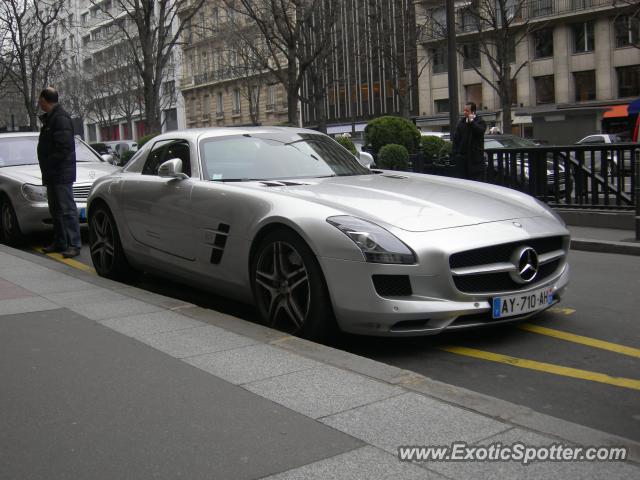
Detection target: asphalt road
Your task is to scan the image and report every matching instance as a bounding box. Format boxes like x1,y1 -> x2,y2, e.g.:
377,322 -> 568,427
26,240 -> 640,443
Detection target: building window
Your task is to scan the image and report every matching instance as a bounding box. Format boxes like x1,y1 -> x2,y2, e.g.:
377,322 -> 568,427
571,0 -> 594,9
202,95 -> 210,118
465,83 -> 482,108
81,13 -> 88,25
574,70 -> 596,101
617,65 -> 640,98
432,45 -> 448,74
250,86 -> 259,114
266,85 -> 276,110
535,75 -> 555,104
533,28 -> 554,58
614,15 -> 640,48
233,89 -> 241,115
462,44 -> 481,69
460,7 -> 478,32
434,99 -> 449,113
216,92 -> 224,116
572,22 -> 594,53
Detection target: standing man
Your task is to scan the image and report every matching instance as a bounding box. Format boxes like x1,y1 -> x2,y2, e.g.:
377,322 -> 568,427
451,102 -> 487,181
37,87 -> 81,258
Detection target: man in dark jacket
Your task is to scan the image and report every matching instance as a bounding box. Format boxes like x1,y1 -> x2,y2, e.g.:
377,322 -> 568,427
451,102 -> 487,181
37,87 -> 81,258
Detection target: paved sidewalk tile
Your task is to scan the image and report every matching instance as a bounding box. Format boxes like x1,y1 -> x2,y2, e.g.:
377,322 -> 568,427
4,273 -> 96,295
0,279 -> 35,300
43,288 -> 128,307
70,298 -> 165,320
185,344 -> 321,385
262,446 -> 444,480
322,392 -> 510,455
426,427 -> 640,480
139,325 -> 258,358
0,297 -> 60,316
244,365 -> 404,419
100,311 -> 206,338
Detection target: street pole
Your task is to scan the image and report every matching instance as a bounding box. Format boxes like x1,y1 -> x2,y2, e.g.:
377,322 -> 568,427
446,0 -> 459,133
636,157 -> 640,241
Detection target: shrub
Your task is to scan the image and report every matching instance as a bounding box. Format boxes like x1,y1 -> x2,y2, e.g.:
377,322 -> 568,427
420,136 -> 446,160
378,144 -> 409,170
334,135 -> 357,155
364,116 -> 421,155
137,133 -> 160,148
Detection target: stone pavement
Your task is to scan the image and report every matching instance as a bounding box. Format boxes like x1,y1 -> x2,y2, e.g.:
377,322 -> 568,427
1,243 -> 639,480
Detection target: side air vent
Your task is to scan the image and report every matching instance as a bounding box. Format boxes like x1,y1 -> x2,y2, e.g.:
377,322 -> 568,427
372,275 -> 412,297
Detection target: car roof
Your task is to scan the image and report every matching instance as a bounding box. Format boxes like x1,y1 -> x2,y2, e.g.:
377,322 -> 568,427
0,132 -> 39,138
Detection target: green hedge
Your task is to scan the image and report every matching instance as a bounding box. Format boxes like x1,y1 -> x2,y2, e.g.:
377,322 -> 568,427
364,116 -> 420,155
378,144 -> 409,170
137,133 -> 160,148
334,135 -> 357,155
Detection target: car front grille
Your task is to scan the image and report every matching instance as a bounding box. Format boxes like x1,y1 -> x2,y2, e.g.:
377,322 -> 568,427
72,184 -> 92,201
449,236 -> 567,294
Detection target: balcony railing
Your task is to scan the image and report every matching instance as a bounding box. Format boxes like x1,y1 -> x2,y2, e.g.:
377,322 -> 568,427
420,0 -> 617,43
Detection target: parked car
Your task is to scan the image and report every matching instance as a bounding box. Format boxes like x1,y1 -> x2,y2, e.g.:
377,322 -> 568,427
575,134 -> 632,174
87,127 -> 570,340
89,142 -> 118,165
104,140 -> 138,158
0,132 -> 119,246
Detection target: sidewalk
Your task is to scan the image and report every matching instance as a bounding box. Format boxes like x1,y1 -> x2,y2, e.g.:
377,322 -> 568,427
1,243 -> 639,480
567,225 -> 640,256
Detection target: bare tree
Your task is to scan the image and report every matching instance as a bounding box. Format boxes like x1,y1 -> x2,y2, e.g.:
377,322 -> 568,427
0,0 -> 66,130
89,0 -> 206,134
84,62 -> 121,139
224,0 -> 340,127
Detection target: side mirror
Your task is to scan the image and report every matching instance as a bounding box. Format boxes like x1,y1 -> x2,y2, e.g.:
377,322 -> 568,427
357,150 -> 374,169
101,154 -> 117,165
158,158 -> 189,179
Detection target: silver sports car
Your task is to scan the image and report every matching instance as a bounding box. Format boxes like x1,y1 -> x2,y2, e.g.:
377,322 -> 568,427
0,132 -> 118,246
87,127 -> 570,339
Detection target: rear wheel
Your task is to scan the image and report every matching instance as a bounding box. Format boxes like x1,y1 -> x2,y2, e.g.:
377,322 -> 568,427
251,229 -> 337,341
89,204 -> 136,280
0,196 -> 25,247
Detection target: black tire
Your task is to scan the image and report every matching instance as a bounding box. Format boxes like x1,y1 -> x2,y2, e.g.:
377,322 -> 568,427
0,196 -> 25,247
89,204 -> 136,280
251,229 -> 337,341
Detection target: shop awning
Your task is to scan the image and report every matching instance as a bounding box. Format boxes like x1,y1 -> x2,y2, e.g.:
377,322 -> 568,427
629,98 -> 640,115
603,104 -> 628,118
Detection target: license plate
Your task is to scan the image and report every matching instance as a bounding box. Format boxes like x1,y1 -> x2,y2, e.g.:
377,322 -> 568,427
79,207 -> 87,222
492,286 -> 554,319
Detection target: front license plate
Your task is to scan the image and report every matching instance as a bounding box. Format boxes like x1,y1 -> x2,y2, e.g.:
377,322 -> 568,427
79,207 -> 87,222
492,286 -> 554,319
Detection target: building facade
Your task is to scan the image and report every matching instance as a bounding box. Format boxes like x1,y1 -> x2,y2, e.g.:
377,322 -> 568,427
416,0 -> 640,143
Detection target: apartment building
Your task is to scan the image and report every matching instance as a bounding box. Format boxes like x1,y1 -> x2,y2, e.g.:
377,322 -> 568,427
179,0 -> 419,137
51,0 -> 185,142
416,0 -> 640,143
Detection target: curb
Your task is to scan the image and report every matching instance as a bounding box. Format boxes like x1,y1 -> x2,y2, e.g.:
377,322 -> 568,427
570,238 -> 640,256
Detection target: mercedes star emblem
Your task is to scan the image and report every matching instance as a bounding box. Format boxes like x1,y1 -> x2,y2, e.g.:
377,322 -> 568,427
509,246 -> 539,284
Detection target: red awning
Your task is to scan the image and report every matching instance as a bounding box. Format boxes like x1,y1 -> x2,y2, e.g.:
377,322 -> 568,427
603,104 -> 628,118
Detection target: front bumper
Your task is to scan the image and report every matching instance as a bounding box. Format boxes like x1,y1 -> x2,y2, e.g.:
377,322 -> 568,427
15,200 -> 88,235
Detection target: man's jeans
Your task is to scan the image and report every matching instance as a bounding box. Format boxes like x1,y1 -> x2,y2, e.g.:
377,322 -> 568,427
46,184 -> 81,249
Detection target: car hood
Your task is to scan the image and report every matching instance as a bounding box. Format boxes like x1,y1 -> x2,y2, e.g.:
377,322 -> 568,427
1,162 -> 117,184
248,173 -> 547,232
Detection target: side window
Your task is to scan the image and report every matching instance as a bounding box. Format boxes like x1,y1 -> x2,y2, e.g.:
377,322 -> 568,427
164,141 -> 192,177
142,140 -> 171,175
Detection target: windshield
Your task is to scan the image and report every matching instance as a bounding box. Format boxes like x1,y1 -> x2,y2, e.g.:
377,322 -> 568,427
199,132 -> 371,182
0,136 -> 103,167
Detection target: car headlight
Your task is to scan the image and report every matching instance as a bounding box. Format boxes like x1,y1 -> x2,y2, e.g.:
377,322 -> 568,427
21,184 -> 47,202
327,215 -> 416,264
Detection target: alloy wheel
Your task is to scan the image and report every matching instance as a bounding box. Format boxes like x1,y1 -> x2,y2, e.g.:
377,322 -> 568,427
90,209 -> 116,273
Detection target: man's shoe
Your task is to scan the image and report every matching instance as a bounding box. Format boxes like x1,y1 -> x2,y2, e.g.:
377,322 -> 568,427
61,247 -> 80,258
42,244 -> 65,254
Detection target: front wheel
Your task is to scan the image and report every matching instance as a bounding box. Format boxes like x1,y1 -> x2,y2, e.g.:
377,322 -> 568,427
251,229 -> 337,341
0,197 -> 25,247
89,204 -> 136,280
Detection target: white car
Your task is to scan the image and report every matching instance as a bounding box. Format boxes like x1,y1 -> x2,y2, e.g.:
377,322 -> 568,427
576,134 -> 632,173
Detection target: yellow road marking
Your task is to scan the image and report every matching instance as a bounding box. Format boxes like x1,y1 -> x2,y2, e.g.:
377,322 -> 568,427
34,247 -> 96,275
519,323 -> 640,359
547,307 -> 576,316
440,345 -> 640,391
